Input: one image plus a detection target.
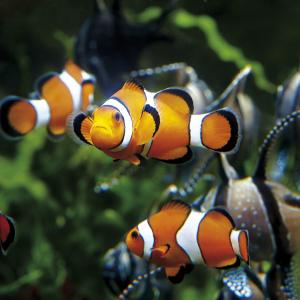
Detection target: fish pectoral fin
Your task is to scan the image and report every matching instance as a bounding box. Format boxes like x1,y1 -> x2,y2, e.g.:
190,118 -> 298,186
156,147 -> 193,164
151,245 -> 170,259
165,264 -> 193,284
136,105 -> 160,145
72,113 -> 93,145
127,155 -> 141,166
154,88 -> 194,114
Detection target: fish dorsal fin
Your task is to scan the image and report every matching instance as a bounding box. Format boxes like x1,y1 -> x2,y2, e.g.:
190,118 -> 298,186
159,200 -> 191,214
154,88 -> 194,115
72,113 -> 93,145
122,79 -> 145,93
136,104 -> 160,145
35,72 -> 59,97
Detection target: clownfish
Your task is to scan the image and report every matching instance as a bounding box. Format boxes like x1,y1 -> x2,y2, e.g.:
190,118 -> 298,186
0,212 -> 16,255
0,60 -> 95,139
73,80 -> 241,165
125,200 -> 249,284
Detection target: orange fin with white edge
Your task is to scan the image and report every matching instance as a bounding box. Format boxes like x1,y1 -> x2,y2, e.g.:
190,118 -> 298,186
159,199 -> 191,214
199,108 -> 241,154
155,147 -> 193,164
165,264 -> 194,284
230,229 -> 250,265
154,88 -> 194,115
136,105 -> 160,145
72,113 -> 93,145
127,155 -> 141,166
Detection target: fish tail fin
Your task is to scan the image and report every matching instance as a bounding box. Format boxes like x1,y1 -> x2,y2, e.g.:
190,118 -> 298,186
230,229 -> 249,265
190,108 -> 241,153
0,96 -> 48,139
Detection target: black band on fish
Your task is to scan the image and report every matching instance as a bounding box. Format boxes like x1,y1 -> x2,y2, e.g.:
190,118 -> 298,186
144,104 -> 160,135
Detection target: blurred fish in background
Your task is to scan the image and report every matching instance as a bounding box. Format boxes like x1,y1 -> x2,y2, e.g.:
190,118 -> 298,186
0,60 -> 95,140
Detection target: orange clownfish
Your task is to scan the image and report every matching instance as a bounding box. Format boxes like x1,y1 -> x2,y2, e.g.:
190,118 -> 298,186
125,200 -> 249,284
73,80 -> 241,165
0,212 -> 16,255
0,60 -> 95,139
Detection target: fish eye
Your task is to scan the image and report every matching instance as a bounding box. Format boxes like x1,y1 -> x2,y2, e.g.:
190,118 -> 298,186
131,230 -> 139,239
114,111 -> 122,122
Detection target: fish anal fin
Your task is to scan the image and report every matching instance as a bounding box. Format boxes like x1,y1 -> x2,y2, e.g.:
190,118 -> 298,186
156,147 -> 193,164
136,105 -> 160,145
155,88 -> 194,114
165,264 -> 193,284
73,113 -> 93,145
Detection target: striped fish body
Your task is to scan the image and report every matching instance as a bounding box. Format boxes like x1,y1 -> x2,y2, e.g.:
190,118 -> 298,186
73,80 -> 241,165
126,200 -> 249,284
0,60 -> 94,139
